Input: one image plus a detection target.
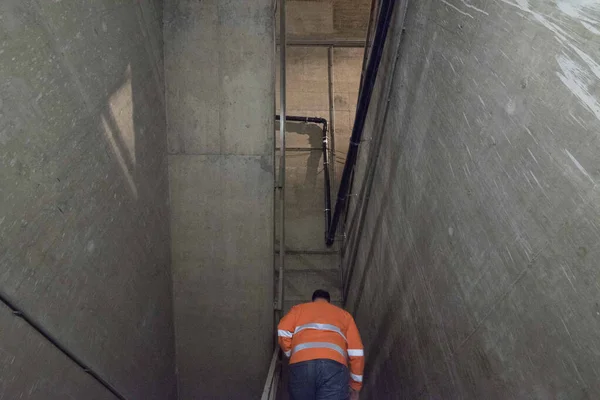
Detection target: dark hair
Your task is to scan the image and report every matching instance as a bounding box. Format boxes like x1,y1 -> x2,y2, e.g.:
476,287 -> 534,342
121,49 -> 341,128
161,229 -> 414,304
312,289 -> 331,302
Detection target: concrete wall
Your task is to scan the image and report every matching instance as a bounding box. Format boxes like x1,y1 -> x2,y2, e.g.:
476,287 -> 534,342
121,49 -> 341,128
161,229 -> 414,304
345,0 -> 600,398
165,1 -> 275,398
283,0 -> 371,39
0,1 -> 176,399
0,301 -> 116,399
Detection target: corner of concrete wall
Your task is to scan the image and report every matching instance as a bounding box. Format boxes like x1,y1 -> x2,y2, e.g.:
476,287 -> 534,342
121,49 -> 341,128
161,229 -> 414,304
0,0 -> 176,398
345,0 -> 600,398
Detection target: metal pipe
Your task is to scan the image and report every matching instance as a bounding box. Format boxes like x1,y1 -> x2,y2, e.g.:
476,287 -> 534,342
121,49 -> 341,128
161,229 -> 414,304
322,124 -> 332,240
276,38 -> 366,47
342,0 -> 409,306
270,364 -> 281,400
325,0 -> 396,247
327,46 -> 336,197
277,0 -> 287,313
276,115 -> 332,241
278,115 -> 326,124
0,291 -> 127,400
275,249 -> 338,255
275,147 -> 322,151
342,0 -> 380,245
271,0 -> 278,331
358,0 -> 380,97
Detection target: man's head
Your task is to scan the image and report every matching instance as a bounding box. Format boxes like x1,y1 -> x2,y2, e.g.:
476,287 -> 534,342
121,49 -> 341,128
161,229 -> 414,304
312,289 -> 331,303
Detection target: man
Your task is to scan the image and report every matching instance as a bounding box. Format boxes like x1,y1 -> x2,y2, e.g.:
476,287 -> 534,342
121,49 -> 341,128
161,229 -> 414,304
278,289 -> 364,400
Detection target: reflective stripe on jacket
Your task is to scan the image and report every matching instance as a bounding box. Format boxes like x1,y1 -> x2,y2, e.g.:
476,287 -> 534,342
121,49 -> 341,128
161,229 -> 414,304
277,302 -> 365,391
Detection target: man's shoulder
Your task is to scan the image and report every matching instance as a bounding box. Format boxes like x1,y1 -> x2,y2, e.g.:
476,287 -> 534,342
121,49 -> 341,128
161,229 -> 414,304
329,303 -> 354,321
310,301 -> 350,315
295,301 -> 349,314
338,306 -> 353,319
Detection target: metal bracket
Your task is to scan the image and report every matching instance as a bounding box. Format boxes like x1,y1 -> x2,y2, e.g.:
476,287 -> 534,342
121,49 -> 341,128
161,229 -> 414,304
335,233 -> 347,241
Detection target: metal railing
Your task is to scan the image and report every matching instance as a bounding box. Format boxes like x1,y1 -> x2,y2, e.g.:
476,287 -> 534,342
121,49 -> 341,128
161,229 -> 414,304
261,348 -> 282,400
264,0 -> 285,396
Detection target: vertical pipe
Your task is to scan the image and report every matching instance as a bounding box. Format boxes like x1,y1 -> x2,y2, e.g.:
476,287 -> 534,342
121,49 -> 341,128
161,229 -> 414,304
322,122 -> 332,240
344,0 -> 377,237
272,2 -> 279,342
358,0 -> 379,97
327,46 -> 336,194
278,0 -> 286,313
326,0 -> 395,247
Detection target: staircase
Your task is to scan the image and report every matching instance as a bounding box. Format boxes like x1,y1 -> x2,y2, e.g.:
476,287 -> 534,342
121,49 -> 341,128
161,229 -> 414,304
271,118 -> 345,399
275,116 -> 344,313
277,251 -> 342,312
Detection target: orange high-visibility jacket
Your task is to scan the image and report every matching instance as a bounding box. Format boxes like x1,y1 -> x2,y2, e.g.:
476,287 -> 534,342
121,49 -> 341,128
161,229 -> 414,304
278,301 -> 365,391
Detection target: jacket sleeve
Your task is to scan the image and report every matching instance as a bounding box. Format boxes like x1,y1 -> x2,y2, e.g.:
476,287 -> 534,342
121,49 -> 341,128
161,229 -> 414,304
346,314 -> 365,391
277,306 -> 298,358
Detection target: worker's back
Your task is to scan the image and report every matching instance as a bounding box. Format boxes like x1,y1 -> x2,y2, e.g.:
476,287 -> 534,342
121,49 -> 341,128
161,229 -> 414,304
282,301 -> 354,364
278,293 -> 364,397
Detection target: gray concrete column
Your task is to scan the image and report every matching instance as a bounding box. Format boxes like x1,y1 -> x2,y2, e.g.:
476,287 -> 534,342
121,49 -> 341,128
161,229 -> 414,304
164,1 -> 275,398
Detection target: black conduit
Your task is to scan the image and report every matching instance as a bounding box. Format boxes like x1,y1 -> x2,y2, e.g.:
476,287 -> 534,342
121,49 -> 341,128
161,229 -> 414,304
325,0 -> 396,247
276,115 -> 332,240
0,291 -> 127,400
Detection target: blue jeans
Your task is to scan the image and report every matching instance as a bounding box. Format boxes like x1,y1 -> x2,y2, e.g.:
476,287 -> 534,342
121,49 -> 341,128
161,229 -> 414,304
288,359 -> 349,400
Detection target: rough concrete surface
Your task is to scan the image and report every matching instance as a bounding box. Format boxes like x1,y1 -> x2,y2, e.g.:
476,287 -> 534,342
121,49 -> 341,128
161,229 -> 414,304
0,0 -> 176,399
279,0 -> 372,39
344,0 -> 600,398
0,301 -> 116,400
165,0 -> 275,398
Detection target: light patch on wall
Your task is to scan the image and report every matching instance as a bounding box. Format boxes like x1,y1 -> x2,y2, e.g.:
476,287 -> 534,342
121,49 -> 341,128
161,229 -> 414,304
108,65 -> 136,165
102,64 -> 138,197
497,0 -> 600,121
438,0 -> 489,19
581,21 -> 600,34
564,148 -> 595,184
556,54 -> 600,121
557,0 -> 600,35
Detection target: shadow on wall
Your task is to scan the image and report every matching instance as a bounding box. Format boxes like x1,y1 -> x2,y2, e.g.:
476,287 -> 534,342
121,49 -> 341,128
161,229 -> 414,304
278,120 -> 324,187
0,0 -> 175,399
